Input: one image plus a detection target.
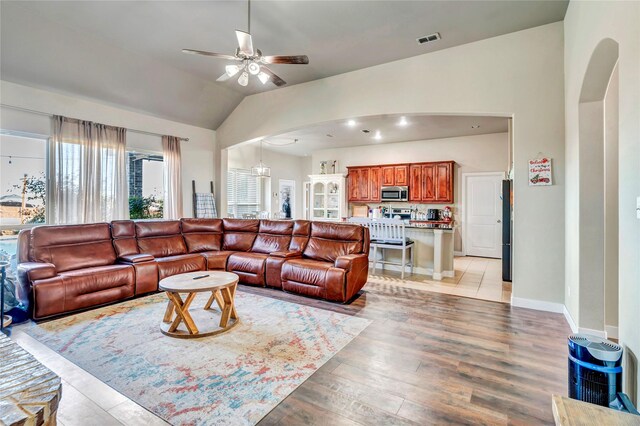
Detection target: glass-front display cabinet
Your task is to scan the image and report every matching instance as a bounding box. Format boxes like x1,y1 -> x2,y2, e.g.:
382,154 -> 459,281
309,174 -> 346,221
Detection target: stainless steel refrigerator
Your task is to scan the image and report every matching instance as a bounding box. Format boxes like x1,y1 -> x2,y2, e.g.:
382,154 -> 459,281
502,180 -> 513,282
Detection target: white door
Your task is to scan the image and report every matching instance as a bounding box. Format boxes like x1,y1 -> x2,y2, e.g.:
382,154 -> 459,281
464,173 -> 504,258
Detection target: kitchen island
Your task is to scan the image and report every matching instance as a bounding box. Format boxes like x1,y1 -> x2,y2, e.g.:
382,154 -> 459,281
369,224 -> 455,280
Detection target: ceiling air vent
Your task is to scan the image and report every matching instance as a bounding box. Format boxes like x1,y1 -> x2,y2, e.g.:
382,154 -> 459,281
417,32 -> 441,45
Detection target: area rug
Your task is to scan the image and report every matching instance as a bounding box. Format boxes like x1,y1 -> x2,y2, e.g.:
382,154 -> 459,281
18,291 -> 371,425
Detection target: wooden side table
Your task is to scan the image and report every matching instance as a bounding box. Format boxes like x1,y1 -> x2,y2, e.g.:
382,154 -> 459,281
0,333 -> 62,426
159,271 -> 240,339
552,395 -> 640,425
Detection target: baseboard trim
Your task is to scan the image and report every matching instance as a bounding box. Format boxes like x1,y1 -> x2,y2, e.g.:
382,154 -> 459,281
454,251 -> 464,257
511,297 -> 565,314
563,305 -> 578,333
578,327 -> 607,339
605,325 -> 619,339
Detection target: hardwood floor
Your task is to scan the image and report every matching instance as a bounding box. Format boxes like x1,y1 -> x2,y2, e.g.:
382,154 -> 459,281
249,280 -> 570,425
10,276 -> 570,425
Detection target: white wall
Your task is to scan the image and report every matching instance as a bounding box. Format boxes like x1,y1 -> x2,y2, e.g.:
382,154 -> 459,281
0,81 -> 216,217
564,1 -> 640,402
312,132 -> 509,250
216,23 -> 566,306
227,144 -> 308,219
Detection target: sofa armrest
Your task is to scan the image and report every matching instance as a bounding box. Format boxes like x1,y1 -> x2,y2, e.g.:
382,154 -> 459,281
18,262 -> 57,282
334,254 -> 368,272
270,251 -> 302,259
118,253 -> 155,264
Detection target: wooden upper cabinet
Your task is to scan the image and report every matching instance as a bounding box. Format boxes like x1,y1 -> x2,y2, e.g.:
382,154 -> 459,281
347,167 -> 371,201
381,166 -> 395,186
348,161 -> 453,203
394,166 -> 409,186
369,167 -> 381,202
409,165 -> 422,201
421,164 -> 436,201
434,162 -> 453,202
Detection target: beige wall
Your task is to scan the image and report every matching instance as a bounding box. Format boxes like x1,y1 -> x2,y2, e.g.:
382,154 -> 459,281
0,81 -> 217,217
311,132 -> 509,251
604,65 -> 619,332
564,1 -> 640,402
217,22 -> 566,306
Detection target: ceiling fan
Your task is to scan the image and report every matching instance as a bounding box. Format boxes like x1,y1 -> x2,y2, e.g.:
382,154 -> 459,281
182,0 -> 309,87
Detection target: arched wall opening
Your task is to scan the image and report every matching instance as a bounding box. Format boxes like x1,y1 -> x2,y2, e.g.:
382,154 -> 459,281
577,38 -> 619,334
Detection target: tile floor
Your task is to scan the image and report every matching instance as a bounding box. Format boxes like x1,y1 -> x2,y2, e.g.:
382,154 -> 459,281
369,256 -> 511,304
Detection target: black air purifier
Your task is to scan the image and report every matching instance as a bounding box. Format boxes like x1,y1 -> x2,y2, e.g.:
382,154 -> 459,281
568,334 -> 623,407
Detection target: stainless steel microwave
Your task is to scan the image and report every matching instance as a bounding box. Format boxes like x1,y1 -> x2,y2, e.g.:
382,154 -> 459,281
381,186 -> 408,202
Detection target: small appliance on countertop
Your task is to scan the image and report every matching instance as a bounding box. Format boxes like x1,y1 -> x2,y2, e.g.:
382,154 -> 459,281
384,207 -> 412,221
427,209 -> 440,221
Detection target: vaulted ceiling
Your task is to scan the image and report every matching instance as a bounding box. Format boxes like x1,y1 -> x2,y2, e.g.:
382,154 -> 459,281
0,1 -> 568,129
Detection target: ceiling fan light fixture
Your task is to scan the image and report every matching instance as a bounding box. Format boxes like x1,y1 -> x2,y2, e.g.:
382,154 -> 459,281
225,64 -> 241,77
238,71 -> 249,86
248,62 -> 261,75
257,71 -> 270,84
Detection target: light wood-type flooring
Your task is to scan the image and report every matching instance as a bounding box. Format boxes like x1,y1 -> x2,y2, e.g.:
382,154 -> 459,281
9,261 -> 568,425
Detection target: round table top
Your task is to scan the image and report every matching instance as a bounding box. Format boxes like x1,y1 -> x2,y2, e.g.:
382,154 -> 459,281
159,271 -> 239,292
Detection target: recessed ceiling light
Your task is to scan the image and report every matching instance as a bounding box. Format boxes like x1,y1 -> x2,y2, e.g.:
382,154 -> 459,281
398,116 -> 408,126
361,129 -> 370,133
471,125 -> 481,129
373,131 -> 382,140
346,119 -> 357,127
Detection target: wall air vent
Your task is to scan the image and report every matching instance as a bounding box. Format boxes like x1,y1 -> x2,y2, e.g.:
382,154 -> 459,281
417,32 -> 441,45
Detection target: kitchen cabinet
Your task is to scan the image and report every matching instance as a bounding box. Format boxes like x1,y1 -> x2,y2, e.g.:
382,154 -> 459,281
381,165 -> 409,186
310,174 -> 346,221
348,161 -> 454,204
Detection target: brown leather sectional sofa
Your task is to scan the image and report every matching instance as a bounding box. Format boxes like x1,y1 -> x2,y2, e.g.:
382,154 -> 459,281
17,219 -> 370,320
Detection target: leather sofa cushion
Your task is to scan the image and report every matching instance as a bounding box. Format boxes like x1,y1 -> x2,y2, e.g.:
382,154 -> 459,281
156,254 -> 205,281
138,235 -> 187,258
290,220 -> 311,252
252,234 -> 292,254
200,251 -> 235,270
181,218 -> 223,253
223,218 -> 260,233
223,233 -> 256,252
111,220 -> 135,238
228,252 -> 268,274
135,220 -> 181,237
181,218 -> 223,233
311,222 -> 364,241
281,258 -> 333,287
59,264 -> 135,298
303,238 -> 362,262
259,220 -> 294,234
30,223 -> 117,272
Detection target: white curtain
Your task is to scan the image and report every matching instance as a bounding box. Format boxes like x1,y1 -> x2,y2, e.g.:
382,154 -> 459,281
162,135 -> 183,219
49,115 -> 128,224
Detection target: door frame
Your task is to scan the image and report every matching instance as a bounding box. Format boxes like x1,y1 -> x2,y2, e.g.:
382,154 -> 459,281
461,171 -> 506,257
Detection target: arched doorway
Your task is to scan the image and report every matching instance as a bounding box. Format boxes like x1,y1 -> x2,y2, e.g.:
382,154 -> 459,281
577,38 -> 619,336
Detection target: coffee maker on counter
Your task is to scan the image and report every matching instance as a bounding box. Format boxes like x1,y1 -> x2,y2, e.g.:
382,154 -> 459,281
427,209 -> 440,221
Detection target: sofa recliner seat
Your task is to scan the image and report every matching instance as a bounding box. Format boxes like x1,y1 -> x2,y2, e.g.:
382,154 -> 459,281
18,218 -> 369,320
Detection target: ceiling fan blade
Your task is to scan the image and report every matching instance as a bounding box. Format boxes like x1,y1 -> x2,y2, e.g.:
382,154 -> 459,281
182,49 -> 238,61
261,66 -> 286,87
235,30 -> 254,56
261,55 -> 309,65
216,73 -> 231,82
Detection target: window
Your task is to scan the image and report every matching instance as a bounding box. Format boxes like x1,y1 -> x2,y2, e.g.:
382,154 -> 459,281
227,168 -> 261,217
127,151 -> 164,219
0,132 -> 48,264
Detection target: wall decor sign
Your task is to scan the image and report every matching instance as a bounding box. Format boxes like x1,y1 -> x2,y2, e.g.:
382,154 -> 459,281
528,157 -> 552,186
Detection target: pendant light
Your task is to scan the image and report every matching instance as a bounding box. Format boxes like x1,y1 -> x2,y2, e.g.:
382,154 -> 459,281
251,140 -> 271,178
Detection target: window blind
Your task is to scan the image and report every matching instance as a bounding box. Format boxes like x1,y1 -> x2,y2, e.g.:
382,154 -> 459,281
227,168 -> 261,217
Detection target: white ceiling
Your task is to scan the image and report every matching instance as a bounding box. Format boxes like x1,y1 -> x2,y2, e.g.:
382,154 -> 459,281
0,1 -> 568,129
256,114 -> 509,156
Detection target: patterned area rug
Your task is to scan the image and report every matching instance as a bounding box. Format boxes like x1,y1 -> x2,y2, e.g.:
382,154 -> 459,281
19,291 -> 371,425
